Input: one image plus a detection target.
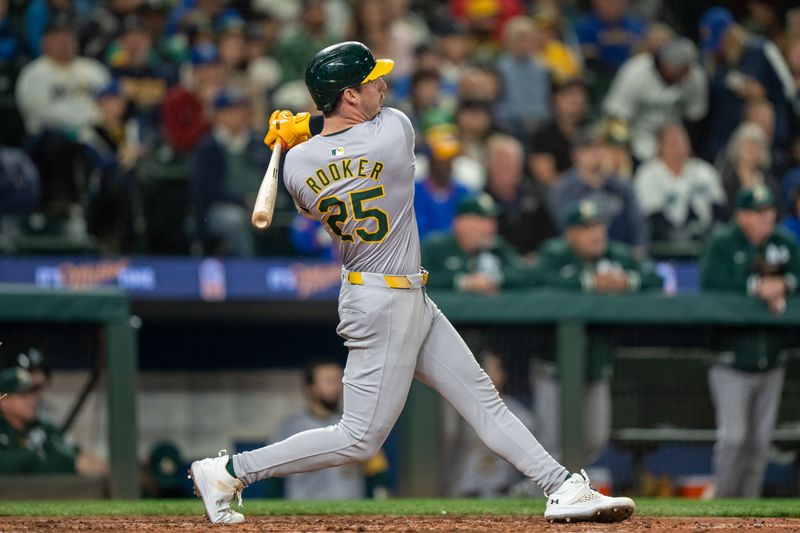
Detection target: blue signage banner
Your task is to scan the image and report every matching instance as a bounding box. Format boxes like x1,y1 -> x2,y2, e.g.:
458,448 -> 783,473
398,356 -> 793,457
0,257 -> 700,301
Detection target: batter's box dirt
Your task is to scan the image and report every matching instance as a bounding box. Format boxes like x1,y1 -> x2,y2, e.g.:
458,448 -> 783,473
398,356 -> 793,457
1,516 -> 799,532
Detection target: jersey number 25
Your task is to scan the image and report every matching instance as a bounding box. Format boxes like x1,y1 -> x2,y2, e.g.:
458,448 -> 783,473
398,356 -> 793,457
318,185 -> 390,244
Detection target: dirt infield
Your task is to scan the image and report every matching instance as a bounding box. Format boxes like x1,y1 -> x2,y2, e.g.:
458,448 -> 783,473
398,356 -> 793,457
1,516 -> 799,532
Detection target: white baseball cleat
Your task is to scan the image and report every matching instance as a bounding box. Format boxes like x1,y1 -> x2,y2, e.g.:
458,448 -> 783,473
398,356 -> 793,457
189,450 -> 246,524
544,469 -> 635,523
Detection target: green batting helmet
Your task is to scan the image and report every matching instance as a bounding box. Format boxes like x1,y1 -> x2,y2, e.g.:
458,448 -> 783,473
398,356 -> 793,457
305,41 -> 394,113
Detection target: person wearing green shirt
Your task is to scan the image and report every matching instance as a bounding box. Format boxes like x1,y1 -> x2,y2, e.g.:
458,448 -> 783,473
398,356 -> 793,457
422,193 -> 536,295
0,367 -> 108,476
700,184 -> 800,498
532,199 -> 663,464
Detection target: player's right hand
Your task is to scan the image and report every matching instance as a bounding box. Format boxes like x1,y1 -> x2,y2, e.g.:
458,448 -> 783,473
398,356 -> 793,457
264,110 -> 312,150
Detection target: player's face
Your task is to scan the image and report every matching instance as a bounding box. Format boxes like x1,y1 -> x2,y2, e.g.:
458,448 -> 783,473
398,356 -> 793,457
358,77 -> 387,118
736,208 -> 776,246
454,214 -> 498,252
0,389 -> 40,425
568,222 -> 608,260
308,364 -> 343,411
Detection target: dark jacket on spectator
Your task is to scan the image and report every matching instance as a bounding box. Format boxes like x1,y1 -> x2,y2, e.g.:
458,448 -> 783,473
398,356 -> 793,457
549,169 -> 647,248
706,36 -> 795,160
189,130 -> 268,238
488,179 -> 557,256
0,145 -> 40,215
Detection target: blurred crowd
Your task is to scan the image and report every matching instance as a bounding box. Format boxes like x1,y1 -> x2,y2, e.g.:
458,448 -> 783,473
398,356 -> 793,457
0,0 -> 798,258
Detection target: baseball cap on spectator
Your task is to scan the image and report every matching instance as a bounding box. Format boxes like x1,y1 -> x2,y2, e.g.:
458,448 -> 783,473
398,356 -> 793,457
596,117 -> 630,146
191,43 -> 220,65
566,200 -> 604,228
121,14 -> 148,34
44,13 -> 76,35
213,88 -> 249,110
656,37 -> 697,70
736,184 -> 775,211
699,7 -> 734,54
466,0 -> 500,19
572,124 -> 604,149
96,79 -> 123,99
457,194 -> 500,218
0,367 -> 41,395
217,13 -> 245,35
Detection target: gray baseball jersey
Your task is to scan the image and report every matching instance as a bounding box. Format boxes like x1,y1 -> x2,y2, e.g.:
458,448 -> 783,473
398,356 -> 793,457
283,107 -> 420,276
271,410 -> 366,500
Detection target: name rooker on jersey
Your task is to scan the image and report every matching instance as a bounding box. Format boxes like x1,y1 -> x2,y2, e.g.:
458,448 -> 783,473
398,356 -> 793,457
304,158 -> 385,194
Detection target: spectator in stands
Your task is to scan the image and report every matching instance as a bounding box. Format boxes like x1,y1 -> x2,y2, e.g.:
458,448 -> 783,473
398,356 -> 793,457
414,123 -> 470,243
531,3 -> 582,83
80,0 -> 144,60
0,0 -> 19,64
23,0 -> 75,57
458,66 -> 500,104
453,351 -> 532,497
720,122 -> 781,217
455,99 -> 494,188
437,19 -> 473,89
485,135 -> 556,259
493,16 -> 551,141
190,89 -> 269,256
243,19 -> 283,122
603,37 -> 707,162
270,360 -> 388,499
0,141 -> 39,218
633,123 -> 726,251
161,43 -> 222,154
164,0 -> 241,38
529,78 -> 588,186
15,15 -> 110,215
700,184 -> 800,498
549,126 -> 647,254
386,0 -> 430,81
81,79 -> 141,252
107,14 -> 174,143
0,367 -> 108,475
574,0 -> 645,75
596,116 -> 633,182
700,7 -> 796,161
423,193 -> 535,294
403,69 -> 444,141
450,0 -> 524,44
275,0 -> 333,82
532,199 -> 662,464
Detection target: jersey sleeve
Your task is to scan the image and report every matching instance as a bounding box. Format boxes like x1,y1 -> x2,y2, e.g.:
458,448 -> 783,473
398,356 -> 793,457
383,107 -> 415,162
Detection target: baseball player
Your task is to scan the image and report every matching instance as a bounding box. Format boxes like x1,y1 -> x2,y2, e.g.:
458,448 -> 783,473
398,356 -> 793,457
189,41 -> 635,524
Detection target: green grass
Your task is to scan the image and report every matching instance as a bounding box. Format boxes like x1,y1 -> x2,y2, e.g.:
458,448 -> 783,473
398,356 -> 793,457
1,499 -> 799,518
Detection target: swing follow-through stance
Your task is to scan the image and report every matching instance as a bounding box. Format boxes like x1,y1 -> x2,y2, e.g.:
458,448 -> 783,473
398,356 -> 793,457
189,41 -> 635,525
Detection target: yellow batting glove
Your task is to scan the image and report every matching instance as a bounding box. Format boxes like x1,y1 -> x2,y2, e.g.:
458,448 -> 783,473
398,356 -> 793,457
264,111 -> 312,150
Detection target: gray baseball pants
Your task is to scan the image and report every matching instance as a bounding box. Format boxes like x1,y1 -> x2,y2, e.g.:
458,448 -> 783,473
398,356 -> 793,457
233,270 -> 569,494
708,364 -> 784,498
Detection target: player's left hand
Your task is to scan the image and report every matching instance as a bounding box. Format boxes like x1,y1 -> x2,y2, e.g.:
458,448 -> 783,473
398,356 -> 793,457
264,110 -> 312,150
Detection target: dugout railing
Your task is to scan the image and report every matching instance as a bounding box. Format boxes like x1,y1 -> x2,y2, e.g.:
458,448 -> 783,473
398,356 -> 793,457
0,285 -> 137,499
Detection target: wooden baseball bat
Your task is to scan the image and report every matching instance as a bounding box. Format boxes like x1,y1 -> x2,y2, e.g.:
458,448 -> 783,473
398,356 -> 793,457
252,142 -> 282,229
